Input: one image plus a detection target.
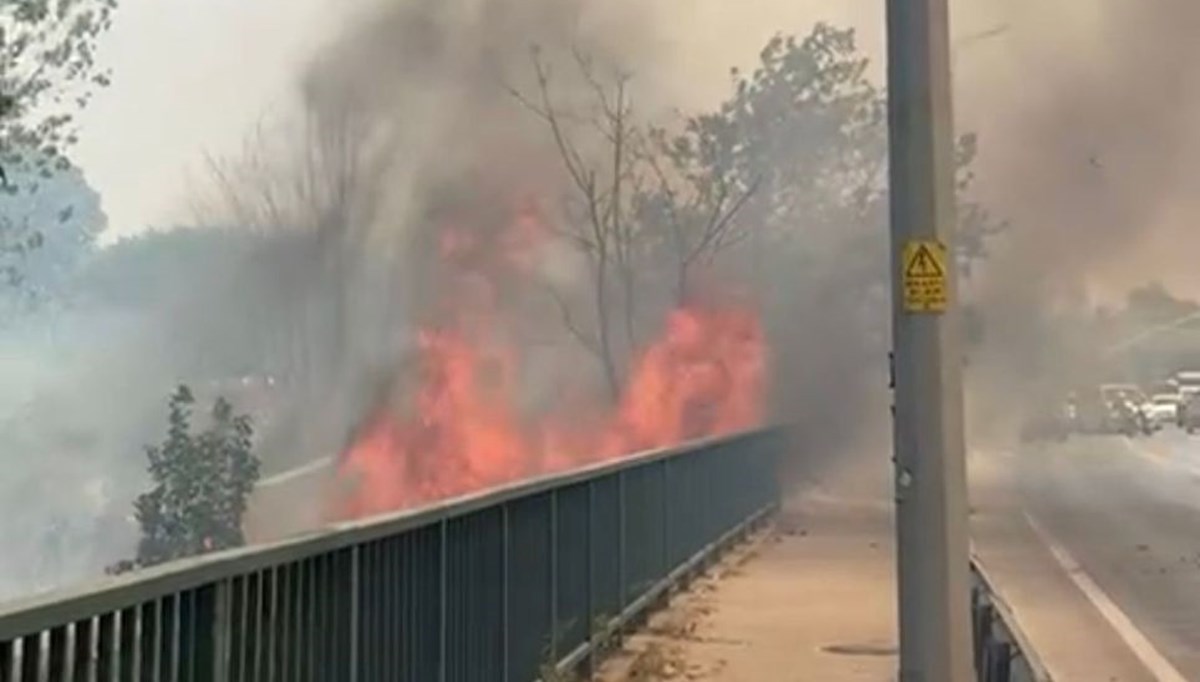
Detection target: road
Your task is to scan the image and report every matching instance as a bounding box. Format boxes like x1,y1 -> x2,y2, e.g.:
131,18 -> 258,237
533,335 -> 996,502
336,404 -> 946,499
1018,431 -> 1200,679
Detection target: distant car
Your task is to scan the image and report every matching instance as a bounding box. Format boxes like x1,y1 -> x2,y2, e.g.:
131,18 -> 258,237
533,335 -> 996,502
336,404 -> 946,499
1144,393 -> 1182,428
1180,395 -> 1200,434
1112,400 -> 1152,436
1098,384 -> 1154,435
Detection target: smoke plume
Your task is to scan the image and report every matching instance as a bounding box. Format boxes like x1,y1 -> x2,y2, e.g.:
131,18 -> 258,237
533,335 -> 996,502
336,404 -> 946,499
955,0 -> 1200,435
14,0 -> 1200,598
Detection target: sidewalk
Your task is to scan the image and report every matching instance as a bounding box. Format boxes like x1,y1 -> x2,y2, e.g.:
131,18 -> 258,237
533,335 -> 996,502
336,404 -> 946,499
598,495 -> 899,681
596,456 -> 1157,682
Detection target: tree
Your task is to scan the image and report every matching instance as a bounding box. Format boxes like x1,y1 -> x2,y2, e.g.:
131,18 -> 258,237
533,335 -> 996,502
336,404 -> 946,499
114,385 -> 260,571
639,125 -> 760,306
506,47 -> 762,398
0,160 -> 105,315
506,48 -> 648,399
667,24 -> 1003,285
0,0 -> 119,285
641,24 -> 1005,452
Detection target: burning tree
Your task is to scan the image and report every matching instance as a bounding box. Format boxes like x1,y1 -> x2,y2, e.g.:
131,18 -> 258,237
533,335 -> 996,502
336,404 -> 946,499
329,50 -> 771,516
505,48 -> 758,398
112,385 -> 260,572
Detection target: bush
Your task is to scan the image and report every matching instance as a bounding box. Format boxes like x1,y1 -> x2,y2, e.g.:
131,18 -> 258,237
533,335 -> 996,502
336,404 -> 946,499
110,385 -> 260,572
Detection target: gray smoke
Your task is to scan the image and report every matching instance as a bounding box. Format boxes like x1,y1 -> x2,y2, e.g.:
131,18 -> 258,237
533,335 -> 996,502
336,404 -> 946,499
962,0 -> 1200,436
971,0 -> 1200,300
28,0 -> 1200,598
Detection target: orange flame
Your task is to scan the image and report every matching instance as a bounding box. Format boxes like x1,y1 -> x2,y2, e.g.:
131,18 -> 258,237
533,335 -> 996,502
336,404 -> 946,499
334,202 -> 766,519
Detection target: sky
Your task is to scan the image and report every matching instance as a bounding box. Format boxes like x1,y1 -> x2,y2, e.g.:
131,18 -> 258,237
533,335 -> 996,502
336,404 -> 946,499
72,0 -> 374,240
69,0 -> 1198,303
69,0 -> 897,241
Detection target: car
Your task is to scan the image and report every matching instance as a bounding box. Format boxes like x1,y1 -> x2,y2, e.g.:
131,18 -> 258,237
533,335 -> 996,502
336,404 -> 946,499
1144,393 -> 1182,428
1180,395 -> 1200,434
1111,400 -> 1151,436
1099,384 -> 1155,435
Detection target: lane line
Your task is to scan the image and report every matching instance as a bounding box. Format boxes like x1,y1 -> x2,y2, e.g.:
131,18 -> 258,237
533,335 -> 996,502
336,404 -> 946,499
1123,438 -> 1171,468
1024,511 -> 1189,682
1123,437 -> 1200,479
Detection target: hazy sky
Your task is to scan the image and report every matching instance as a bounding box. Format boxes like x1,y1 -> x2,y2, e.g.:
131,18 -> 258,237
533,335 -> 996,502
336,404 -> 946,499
68,0 -> 895,241
70,0 -> 1131,278
72,0 -> 375,240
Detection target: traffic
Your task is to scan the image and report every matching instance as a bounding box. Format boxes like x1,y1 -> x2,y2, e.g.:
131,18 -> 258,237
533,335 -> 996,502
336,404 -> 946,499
1021,369 -> 1200,442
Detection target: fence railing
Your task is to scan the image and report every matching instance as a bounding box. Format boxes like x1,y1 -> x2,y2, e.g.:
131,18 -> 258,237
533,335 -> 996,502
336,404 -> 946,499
0,428 -> 784,682
971,556 -> 1053,682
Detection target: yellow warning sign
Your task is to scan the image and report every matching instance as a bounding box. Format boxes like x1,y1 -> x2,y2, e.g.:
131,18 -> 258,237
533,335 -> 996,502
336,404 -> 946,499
902,240 -> 949,313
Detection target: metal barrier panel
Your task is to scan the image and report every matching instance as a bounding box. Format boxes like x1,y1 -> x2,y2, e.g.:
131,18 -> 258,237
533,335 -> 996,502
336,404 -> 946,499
0,428 -> 784,682
970,559 -> 1053,682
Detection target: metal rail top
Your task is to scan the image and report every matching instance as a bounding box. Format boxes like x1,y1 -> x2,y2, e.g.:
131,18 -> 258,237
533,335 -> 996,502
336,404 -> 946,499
0,427 -> 781,640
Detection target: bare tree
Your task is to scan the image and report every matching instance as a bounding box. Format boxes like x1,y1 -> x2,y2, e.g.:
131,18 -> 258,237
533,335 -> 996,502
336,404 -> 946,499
640,128 -> 760,305
195,74 -> 397,381
506,47 -> 646,400
507,48 -> 761,397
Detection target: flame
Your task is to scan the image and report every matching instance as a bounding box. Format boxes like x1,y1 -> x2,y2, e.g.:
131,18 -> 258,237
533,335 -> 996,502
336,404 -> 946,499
605,306 -> 765,455
334,201 -> 766,519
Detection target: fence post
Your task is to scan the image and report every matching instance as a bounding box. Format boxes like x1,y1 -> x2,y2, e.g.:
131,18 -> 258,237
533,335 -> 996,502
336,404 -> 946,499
661,460 -> 671,578
349,546 -> 361,682
549,489 -> 560,663
501,504 -> 511,682
438,519 -> 448,682
617,471 -> 627,611
210,581 -> 231,682
585,480 -> 596,678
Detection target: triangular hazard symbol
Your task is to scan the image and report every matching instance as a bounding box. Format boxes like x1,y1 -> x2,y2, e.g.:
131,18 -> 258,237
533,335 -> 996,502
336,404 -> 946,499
905,244 -> 944,278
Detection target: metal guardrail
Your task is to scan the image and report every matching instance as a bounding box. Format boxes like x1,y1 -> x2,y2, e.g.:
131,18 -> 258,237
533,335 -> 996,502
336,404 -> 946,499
0,428 -> 784,682
971,556 -> 1053,682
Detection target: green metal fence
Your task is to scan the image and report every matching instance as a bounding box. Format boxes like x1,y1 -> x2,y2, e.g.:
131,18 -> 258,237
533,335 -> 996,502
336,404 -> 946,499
0,428 -> 784,682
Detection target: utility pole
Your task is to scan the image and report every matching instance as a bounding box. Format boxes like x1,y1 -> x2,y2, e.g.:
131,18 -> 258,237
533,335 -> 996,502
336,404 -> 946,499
886,0 -> 973,680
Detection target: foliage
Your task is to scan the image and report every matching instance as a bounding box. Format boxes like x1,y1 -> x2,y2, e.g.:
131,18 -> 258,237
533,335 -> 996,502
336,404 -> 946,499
509,26 -> 1004,408
114,385 -> 259,571
0,160 -> 104,312
953,132 -> 1007,276
0,0 -> 119,284
663,23 -> 1003,276
509,48 -> 761,394
677,25 -> 886,232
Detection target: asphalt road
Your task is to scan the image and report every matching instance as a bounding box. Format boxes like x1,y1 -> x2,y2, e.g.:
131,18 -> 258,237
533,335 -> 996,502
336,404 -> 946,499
1019,431 -> 1200,679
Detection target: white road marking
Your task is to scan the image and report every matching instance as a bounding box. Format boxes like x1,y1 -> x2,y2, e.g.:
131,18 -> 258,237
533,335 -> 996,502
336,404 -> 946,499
1123,438 -> 1171,468
1024,511 -> 1189,682
257,457 -> 334,487
1122,437 -> 1200,480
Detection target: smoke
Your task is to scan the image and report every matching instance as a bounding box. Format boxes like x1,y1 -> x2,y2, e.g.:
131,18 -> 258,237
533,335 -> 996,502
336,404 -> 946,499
967,0 -> 1200,300
956,0 -> 1200,436
2,0 -> 908,581
17,0 -> 1198,596
228,0 -> 909,529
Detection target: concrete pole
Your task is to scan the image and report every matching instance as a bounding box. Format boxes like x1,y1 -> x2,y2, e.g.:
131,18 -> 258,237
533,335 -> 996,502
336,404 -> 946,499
886,0 -> 973,680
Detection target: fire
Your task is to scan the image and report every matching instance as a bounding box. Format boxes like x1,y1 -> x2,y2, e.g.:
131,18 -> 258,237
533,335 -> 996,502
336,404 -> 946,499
334,203 -> 767,520
603,306 -> 765,456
